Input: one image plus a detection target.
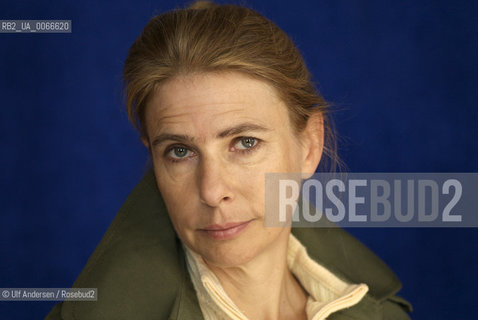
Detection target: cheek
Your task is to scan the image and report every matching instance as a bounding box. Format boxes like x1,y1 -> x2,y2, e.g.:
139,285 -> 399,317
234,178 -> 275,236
281,137 -> 303,171
265,140 -> 303,173
153,157 -> 197,206
161,191 -> 199,245
156,174 -> 199,232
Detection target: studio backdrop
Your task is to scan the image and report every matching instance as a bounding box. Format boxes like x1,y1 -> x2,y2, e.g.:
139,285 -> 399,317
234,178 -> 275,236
0,0 -> 477,318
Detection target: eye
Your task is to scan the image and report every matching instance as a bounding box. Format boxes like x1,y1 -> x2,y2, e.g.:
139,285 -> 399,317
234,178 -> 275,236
234,137 -> 257,150
166,145 -> 194,160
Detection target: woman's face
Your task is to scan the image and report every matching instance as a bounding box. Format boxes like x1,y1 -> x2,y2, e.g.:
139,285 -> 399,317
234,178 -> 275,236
144,72 -> 320,267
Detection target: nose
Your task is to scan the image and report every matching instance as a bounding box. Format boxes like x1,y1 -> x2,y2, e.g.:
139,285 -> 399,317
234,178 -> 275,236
198,157 -> 234,207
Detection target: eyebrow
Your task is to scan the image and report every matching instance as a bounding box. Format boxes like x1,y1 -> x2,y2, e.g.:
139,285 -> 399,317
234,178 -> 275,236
151,122 -> 271,147
216,123 -> 271,138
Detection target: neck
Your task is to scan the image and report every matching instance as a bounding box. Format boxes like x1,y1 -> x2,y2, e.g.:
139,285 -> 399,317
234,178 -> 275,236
205,230 -> 308,320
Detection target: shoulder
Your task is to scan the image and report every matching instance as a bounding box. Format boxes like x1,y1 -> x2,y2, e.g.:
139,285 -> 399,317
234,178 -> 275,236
292,227 -> 412,318
47,170 -> 188,319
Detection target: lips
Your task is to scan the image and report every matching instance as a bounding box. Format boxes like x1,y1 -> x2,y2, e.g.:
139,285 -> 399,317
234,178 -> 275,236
199,220 -> 253,240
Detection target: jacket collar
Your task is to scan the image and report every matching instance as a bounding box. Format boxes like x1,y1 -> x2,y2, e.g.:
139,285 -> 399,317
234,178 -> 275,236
63,170 -> 401,320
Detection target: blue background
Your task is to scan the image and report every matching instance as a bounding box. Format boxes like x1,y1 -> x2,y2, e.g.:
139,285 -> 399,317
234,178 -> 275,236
1,0 -> 477,318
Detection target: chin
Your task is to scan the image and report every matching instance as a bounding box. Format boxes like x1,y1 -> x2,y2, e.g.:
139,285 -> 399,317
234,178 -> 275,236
187,229 -> 262,268
200,243 -> 260,268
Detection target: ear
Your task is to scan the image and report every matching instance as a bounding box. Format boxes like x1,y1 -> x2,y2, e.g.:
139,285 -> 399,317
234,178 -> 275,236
141,135 -> 150,149
300,112 -> 324,179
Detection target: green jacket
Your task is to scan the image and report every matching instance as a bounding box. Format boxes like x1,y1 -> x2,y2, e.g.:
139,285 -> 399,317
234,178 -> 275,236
46,171 -> 412,319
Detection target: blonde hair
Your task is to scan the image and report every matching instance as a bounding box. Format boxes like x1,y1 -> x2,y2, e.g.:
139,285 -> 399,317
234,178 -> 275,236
123,1 -> 339,170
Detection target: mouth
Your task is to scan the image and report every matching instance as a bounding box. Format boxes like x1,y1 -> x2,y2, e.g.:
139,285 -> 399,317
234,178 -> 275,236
199,220 -> 254,240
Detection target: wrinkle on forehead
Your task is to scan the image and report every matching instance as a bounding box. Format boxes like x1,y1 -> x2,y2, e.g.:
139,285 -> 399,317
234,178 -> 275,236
148,107 -> 252,142
149,72 -> 279,110
154,106 -> 245,126
144,72 -> 288,140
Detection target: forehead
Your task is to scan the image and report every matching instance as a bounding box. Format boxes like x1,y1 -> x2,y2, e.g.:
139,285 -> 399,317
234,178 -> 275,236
157,72 -> 279,105
145,72 -> 291,134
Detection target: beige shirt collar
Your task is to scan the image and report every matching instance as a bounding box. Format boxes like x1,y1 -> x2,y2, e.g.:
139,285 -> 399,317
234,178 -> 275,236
184,234 -> 369,320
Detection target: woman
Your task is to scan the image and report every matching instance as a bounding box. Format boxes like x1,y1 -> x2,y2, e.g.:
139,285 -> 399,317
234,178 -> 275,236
47,1 -> 411,319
